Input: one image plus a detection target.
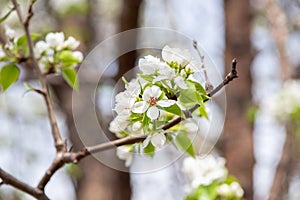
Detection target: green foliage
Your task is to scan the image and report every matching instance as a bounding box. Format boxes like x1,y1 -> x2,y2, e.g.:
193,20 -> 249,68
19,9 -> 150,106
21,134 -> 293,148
0,63 -> 20,92
58,51 -> 80,67
143,142 -> 155,157
175,133 -> 195,157
160,103 -> 184,117
62,67 -> 78,90
186,182 -> 218,200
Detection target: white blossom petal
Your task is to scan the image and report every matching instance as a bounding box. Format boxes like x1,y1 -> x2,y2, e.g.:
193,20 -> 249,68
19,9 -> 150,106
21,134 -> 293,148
116,145 -> 133,167
132,101 -> 148,113
162,45 -> 191,66
63,36 -> 80,50
151,133 -> 166,148
142,136 -> 151,148
132,122 -> 142,131
72,51 -> 83,63
147,106 -> 159,120
174,76 -> 188,89
45,32 -> 65,49
156,100 -> 176,107
142,85 -> 162,101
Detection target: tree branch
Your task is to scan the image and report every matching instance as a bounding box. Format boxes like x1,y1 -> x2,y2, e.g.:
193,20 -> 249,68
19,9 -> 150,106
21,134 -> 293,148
0,168 -> 49,200
83,58 -> 239,154
11,0 -> 65,151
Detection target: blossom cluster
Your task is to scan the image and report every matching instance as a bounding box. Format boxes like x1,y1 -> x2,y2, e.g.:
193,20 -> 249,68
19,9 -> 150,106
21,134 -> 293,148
0,26 -> 83,75
263,80 -> 300,123
110,45 -> 209,166
34,32 -> 83,74
182,155 -> 244,200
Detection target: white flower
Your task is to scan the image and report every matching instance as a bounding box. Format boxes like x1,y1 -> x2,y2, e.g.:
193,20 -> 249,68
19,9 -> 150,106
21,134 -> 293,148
162,45 -> 191,66
45,32 -> 65,50
143,132 -> 166,148
72,51 -> 83,63
34,41 -> 49,57
0,47 -> 5,59
131,85 -> 176,120
116,145 -> 133,167
217,182 -> 244,198
5,25 -> 15,39
63,36 -> 80,50
183,119 -> 199,133
182,155 -> 228,188
152,65 -> 176,83
174,76 -> 187,89
132,122 -> 142,131
109,114 -> 129,134
138,55 -> 168,74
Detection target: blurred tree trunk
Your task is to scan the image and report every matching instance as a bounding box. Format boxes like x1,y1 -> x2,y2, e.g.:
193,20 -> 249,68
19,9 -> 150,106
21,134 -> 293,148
115,0 -> 141,82
221,0 -> 254,199
50,0 -> 141,199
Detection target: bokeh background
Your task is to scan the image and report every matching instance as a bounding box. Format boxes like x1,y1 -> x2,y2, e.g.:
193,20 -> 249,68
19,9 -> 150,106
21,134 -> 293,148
0,0 -> 300,199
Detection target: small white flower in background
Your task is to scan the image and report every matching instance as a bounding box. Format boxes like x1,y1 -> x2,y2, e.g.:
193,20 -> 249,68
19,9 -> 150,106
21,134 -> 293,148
263,80 -> 300,122
131,85 -> 176,120
4,25 -> 15,39
34,41 -> 49,57
143,132 -> 166,148
183,119 -> 199,133
182,155 -> 228,188
72,51 -> 83,62
116,145 -> 134,167
217,182 -> 244,198
45,32 -> 65,50
174,76 -> 187,89
63,36 -> 80,50
162,45 -> 191,67
108,114 -> 129,135
0,47 -> 5,59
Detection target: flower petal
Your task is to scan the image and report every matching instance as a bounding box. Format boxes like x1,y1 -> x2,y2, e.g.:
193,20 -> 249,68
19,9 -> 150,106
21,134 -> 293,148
132,101 -> 148,113
147,106 -> 159,120
142,85 -> 162,100
157,100 -> 176,107
151,133 -> 166,148
174,76 -> 188,89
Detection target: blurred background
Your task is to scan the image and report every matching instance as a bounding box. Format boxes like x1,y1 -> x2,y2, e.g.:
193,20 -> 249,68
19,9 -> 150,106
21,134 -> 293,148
0,0 -> 300,199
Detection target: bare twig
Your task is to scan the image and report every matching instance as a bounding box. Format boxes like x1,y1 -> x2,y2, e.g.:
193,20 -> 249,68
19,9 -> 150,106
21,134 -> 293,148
11,0 -> 65,151
193,40 -> 214,92
0,168 -> 49,200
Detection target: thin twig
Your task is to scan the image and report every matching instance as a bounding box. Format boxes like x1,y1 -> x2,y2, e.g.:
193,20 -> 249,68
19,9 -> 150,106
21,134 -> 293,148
11,0 -> 65,151
193,40 -> 214,92
0,168 -> 49,200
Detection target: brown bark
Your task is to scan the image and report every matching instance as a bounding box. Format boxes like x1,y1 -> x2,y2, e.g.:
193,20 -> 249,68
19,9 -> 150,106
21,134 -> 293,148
51,1 -> 141,199
115,0 -> 141,82
221,0 -> 254,199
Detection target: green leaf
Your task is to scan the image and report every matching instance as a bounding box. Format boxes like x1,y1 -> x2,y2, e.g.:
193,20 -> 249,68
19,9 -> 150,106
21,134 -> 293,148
178,88 -> 198,109
62,67 -> 78,90
175,133 -> 195,157
187,80 -> 207,96
16,34 -> 40,47
0,7 -> 14,23
58,50 -> 79,66
143,141 -> 155,157
138,74 -> 154,82
0,63 -> 20,92
160,103 -> 184,117
198,105 -> 209,119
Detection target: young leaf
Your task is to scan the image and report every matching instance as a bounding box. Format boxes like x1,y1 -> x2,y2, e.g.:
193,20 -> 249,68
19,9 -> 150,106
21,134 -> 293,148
58,50 -> 80,66
0,63 -> 20,92
16,34 -> 40,47
175,134 -> 195,157
62,67 -> 78,90
160,103 -> 184,117
187,79 -> 207,95
143,142 -> 155,157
